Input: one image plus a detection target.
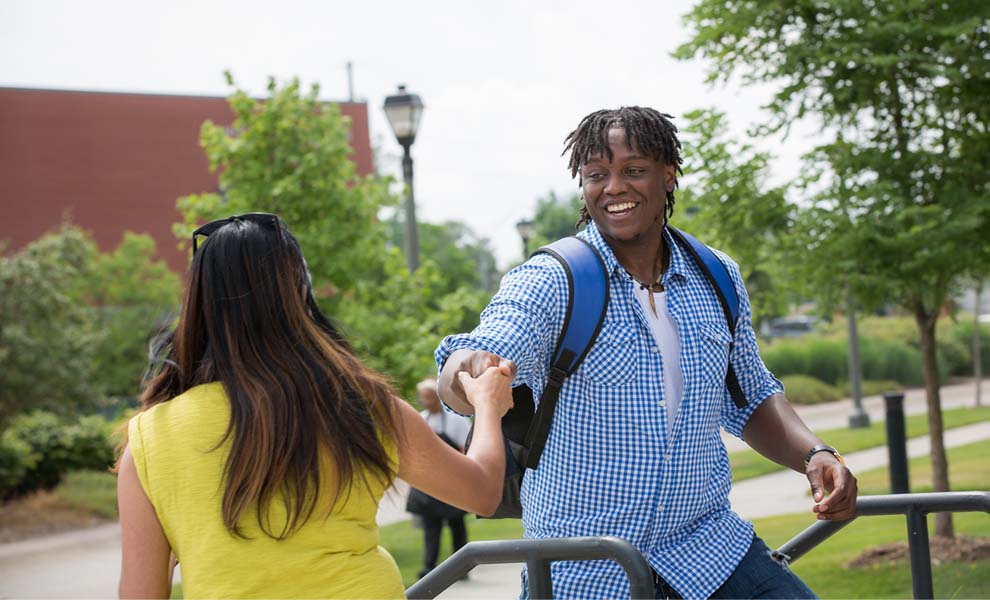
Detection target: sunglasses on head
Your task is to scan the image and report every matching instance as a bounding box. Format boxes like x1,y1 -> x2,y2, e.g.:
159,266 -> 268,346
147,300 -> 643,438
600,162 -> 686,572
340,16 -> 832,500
191,213 -> 282,257
191,212 -> 314,298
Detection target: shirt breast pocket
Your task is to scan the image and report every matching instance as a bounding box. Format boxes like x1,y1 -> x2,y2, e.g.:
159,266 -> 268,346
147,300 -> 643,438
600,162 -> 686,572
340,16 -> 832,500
576,321 -> 638,387
696,320 -> 732,386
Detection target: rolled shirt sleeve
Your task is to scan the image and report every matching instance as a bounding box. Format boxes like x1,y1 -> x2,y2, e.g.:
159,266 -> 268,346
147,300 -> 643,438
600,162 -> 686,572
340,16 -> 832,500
435,255 -> 567,396
715,250 -> 785,438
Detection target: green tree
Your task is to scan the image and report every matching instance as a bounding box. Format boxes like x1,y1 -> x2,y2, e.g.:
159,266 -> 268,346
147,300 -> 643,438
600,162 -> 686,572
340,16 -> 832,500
387,217 -> 499,295
176,74 -> 491,399
676,109 -> 792,327
676,0 -> 990,537
0,226 -> 181,425
85,233 -> 181,400
336,250 -> 489,400
0,226 -> 103,425
175,73 -> 395,292
527,191 -> 585,255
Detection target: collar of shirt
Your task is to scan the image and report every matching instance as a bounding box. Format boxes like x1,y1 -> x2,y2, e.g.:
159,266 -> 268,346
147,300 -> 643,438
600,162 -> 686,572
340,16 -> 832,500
580,222 -> 692,287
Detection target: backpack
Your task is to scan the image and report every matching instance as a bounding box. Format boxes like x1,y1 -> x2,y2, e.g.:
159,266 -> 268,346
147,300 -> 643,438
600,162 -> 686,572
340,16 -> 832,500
466,227 -> 747,519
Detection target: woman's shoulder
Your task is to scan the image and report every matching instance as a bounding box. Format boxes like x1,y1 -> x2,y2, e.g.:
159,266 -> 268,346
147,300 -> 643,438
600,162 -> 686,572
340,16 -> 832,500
130,382 -> 228,435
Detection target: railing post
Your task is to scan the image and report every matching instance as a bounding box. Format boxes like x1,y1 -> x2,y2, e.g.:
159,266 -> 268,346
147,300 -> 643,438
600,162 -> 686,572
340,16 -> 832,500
883,391 -> 910,494
527,558 -> 553,599
905,508 -> 934,599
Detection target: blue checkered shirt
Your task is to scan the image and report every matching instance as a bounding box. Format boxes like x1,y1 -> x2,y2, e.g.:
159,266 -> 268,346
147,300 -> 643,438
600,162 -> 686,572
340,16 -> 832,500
435,223 -> 784,599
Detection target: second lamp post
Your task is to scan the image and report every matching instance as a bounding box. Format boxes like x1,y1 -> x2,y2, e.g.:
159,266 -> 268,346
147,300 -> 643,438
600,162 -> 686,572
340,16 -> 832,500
384,85 -> 425,272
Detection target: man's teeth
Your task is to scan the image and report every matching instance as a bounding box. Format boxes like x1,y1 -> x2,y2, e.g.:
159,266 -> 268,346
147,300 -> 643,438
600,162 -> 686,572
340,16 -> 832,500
606,202 -> 637,213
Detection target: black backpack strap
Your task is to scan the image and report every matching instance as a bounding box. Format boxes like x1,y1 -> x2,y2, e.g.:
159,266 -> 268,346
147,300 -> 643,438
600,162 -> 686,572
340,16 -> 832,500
667,227 -> 748,409
522,237 -> 609,470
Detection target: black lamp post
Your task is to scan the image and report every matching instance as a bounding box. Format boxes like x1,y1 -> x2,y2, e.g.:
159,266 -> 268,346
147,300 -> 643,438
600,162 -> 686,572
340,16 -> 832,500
383,84 -> 425,272
515,219 -> 535,259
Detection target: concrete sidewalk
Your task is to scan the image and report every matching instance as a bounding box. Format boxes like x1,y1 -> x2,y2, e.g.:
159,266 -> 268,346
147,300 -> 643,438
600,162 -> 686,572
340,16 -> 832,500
0,380 -> 985,599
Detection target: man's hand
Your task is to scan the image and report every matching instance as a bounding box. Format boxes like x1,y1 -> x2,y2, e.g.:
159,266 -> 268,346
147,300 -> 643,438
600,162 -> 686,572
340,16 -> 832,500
807,453 -> 858,521
438,349 -> 516,415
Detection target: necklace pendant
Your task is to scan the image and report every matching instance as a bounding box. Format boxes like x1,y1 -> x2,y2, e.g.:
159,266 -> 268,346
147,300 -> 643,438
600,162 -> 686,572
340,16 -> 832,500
647,291 -> 658,318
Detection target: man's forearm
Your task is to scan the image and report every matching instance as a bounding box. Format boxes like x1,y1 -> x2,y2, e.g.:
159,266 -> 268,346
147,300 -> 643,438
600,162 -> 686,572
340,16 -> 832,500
437,349 -> 479,415
742,394 -> 823,473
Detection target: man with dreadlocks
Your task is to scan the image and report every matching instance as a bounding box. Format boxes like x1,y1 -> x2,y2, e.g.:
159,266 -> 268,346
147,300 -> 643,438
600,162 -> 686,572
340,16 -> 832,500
436,106 -> 856,599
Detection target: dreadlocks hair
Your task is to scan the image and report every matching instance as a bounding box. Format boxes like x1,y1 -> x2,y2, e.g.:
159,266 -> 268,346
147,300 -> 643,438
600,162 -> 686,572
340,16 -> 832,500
562,107 -> 684,228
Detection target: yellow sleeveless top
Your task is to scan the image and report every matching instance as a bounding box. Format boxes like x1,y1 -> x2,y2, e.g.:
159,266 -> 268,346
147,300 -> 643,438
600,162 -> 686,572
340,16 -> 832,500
128,382 -> 405,599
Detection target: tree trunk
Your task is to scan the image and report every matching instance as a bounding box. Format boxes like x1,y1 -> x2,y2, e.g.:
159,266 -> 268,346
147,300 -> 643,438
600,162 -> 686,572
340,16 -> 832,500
914,299 -> 954,538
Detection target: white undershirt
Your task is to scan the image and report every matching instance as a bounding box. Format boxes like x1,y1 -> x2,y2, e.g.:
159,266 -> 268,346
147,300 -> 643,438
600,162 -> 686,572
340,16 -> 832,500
633,287 -> 683,436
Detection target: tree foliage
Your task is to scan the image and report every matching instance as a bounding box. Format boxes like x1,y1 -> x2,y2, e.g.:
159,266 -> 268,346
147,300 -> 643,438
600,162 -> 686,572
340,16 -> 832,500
0,226 -> 181,425
176,75 -> 492,399
676,109 -> 792,326
0,227 -> 103,425
387,217 -> 499,295
85,233 -> 181,398
527,191 -> 585,254
677,0 -> 990,537
175,73 -> 396,292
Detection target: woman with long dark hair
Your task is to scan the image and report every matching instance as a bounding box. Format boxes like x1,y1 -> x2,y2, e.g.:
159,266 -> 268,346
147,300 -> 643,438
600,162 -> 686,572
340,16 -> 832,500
116,213 -> 512,599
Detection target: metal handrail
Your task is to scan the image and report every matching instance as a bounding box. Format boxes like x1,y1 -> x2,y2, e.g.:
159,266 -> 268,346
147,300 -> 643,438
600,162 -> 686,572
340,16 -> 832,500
776,491 -> 990,600
404,535 -> 654,599
406,492 -> 990,600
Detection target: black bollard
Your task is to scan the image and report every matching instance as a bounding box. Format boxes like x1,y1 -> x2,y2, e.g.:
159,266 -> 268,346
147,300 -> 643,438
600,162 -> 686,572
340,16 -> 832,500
883,392 -> 910,494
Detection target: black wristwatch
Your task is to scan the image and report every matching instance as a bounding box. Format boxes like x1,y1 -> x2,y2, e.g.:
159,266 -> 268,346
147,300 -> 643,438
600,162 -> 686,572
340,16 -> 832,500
804,444 -> 845,468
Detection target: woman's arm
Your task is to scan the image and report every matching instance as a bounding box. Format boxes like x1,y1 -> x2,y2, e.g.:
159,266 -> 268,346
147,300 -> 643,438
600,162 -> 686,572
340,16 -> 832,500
397,366 -> 513,516
117,445 -> 173,599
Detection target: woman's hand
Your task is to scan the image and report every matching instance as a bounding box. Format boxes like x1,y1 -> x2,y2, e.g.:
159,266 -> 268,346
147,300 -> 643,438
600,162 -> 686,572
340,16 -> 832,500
438,349 -> 516,415
457,365 -> 513,417
396,367 -> 512,515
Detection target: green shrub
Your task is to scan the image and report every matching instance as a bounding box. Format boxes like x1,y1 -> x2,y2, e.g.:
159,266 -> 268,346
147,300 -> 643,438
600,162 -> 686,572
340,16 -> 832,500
763,329 -> 931,388
810,314 -> 985,384
851,315 -> 918,346
0,431 -> 37,498
858,339 -> 924,386
802,339 -> 848,384
4,411 -> 115,496
763,338 -> 848,385
780,375 -> 843,405
7,411 -> 74,492
943,316 -> 989,375
65,416 -> 115,472
935,333 -> 971,377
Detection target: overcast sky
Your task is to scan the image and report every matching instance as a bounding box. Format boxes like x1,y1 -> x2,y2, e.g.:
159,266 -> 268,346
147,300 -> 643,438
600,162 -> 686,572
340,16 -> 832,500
1,0 -> 822,268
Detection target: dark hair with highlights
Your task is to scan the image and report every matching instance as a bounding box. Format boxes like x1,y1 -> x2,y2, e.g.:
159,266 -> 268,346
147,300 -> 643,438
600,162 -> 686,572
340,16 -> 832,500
138,216 -> 399,540
562,106 -> 684,227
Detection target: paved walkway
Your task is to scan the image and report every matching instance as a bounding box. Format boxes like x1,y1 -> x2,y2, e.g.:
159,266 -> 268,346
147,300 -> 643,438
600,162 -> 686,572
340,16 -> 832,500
0,380 -> 986,599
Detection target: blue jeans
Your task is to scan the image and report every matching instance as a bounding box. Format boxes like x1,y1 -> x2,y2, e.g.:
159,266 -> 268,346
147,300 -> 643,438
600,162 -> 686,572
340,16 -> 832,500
655,536 -> 818,599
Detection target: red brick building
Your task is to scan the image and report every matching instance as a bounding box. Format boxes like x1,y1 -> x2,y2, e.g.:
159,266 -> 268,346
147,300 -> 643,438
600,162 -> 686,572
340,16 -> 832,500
0,87 -> 374,272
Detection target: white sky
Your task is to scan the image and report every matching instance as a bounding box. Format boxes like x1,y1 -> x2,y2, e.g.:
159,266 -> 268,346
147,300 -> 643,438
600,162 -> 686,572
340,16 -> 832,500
0,0 -> 822,269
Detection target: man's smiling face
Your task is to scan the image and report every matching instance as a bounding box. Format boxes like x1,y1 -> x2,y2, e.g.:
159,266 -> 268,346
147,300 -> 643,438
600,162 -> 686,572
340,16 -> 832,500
581,126 -> 676,245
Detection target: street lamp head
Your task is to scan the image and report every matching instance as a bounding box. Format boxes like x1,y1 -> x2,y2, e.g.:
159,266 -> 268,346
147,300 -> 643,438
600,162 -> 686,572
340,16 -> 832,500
383,84 -> 424,148
515,219 -> 535,242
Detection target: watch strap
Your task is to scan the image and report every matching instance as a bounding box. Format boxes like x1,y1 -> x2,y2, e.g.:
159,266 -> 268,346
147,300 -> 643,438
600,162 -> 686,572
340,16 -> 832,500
804,444 -> 844,467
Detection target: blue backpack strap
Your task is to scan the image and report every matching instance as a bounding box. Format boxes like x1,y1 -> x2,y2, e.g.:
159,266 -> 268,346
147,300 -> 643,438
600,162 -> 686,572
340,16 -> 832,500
667,227 -> 749,409
522,236 -> 609,469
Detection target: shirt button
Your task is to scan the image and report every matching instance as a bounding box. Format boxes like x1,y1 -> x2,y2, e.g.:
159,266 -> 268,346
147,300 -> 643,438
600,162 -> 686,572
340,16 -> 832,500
651,347 -> 660,353
659,400 -> 666,408
664,454 -> 672,462
657,503 -> 664,512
